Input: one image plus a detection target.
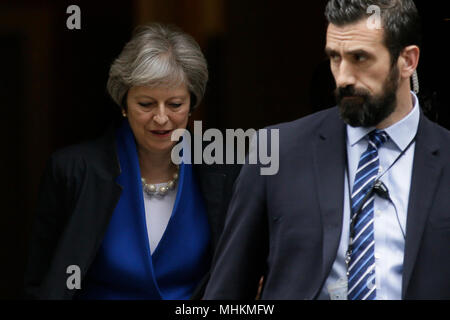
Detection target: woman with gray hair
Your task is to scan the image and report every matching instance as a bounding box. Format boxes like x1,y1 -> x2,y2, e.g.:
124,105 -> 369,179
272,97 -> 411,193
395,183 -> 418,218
24,23 -> 241,300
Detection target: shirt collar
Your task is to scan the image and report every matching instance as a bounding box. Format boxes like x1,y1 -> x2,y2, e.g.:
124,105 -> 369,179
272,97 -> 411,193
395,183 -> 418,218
346,91 -> 420,151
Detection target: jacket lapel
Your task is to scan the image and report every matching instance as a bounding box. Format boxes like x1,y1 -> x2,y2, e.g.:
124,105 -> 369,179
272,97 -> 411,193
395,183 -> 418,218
192,137 -> 236,251
64,175 -> 122,299
402,114 -> 442,298
194,167 -> 227,250
312,108 -> 347,298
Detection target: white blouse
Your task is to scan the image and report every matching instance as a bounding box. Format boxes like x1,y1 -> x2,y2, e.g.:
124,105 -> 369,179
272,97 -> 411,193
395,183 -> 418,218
143,182 -> 178,255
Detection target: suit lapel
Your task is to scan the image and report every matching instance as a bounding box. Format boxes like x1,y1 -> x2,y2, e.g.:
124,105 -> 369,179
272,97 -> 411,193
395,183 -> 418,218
312,108 -> 347,298
402,114 -> 442,298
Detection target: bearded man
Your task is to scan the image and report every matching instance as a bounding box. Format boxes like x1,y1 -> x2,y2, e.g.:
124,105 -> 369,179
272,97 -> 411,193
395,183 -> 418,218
204,0 -> 450,300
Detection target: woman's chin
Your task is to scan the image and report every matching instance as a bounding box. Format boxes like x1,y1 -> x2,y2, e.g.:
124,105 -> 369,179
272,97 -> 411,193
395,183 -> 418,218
143,141 -> 177,155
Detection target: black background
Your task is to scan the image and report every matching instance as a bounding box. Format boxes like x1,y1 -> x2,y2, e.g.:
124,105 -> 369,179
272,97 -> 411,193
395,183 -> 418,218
0,0 -> 448,299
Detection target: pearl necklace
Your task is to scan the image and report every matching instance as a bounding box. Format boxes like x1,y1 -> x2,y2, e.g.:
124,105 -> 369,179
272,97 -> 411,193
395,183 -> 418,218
141,166 -> 179,197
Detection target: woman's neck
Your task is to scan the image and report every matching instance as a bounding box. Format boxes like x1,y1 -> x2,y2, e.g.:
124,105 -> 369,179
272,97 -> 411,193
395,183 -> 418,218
138,148 -> 177,184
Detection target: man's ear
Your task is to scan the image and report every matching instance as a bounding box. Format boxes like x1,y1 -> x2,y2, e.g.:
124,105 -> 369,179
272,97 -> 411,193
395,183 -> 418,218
398,45 -> 420,79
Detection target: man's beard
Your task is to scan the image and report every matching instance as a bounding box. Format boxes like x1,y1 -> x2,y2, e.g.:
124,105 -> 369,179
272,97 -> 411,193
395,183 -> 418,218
335,65 -> 399,127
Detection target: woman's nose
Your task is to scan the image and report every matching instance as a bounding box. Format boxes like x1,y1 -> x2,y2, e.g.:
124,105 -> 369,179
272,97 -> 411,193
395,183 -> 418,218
153,105 -> 169,125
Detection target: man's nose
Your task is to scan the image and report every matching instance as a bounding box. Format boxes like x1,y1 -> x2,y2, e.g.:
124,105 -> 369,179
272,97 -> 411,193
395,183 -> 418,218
153,104 -> 169,125
335,60 -> 356,88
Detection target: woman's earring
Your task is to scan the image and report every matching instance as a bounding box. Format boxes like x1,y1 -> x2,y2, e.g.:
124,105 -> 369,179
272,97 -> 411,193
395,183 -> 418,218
121,110 -> 127,118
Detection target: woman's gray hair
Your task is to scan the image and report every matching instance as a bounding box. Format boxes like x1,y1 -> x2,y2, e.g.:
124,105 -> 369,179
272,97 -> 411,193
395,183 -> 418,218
107,23 -> 208,110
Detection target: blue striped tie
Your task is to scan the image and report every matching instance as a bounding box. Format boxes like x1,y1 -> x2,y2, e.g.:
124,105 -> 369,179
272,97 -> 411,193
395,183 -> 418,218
347,130 -> 389,300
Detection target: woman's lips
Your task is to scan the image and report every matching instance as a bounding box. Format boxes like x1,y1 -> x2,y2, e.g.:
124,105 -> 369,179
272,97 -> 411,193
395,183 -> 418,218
149,130 -> 172,138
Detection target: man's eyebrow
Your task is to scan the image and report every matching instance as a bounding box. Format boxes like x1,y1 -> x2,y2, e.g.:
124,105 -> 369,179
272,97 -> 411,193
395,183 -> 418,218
346,49 -> 371,56
325,48 -> 373,57
324,48 -> 338,57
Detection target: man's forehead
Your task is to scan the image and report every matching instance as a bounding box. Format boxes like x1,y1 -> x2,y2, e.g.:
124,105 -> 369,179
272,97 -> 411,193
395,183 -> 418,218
326,20 -> 385,49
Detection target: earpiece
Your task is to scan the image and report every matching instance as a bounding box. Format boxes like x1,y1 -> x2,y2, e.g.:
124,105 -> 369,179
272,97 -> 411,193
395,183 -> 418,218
412,70 -> 419,94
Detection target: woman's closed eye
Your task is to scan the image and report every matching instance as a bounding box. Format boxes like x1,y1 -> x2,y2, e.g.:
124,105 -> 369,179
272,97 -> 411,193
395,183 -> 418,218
138,102 -> 153,107
138,102 -> 183,108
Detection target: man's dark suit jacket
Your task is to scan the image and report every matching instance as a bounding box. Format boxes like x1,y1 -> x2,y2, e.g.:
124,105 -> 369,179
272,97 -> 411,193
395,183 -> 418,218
203,107 -> 450,300
23,123 -> 241,300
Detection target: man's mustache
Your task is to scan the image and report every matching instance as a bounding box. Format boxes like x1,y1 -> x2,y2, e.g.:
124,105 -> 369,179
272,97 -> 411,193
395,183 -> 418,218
335,86 -> 371,100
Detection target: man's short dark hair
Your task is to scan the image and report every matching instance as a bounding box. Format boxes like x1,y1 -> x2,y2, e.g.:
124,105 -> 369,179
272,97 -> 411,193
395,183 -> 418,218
325,0 -> 422,65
